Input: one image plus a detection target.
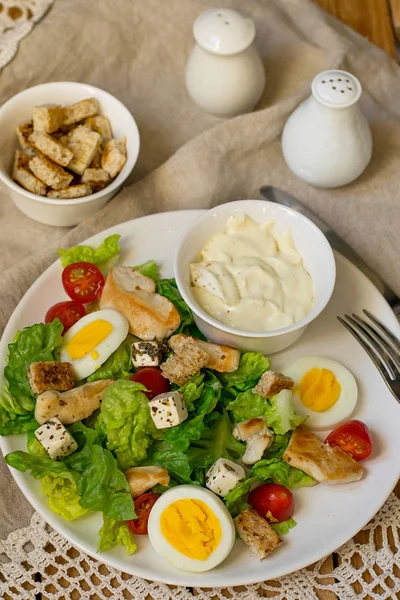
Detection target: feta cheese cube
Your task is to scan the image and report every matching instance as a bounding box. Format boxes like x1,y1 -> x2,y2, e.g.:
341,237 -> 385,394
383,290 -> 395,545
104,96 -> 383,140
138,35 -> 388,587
34,418 -> 78,460
131,340 -> 166,368
205,458 -> 246,497
148,391 -> 188,429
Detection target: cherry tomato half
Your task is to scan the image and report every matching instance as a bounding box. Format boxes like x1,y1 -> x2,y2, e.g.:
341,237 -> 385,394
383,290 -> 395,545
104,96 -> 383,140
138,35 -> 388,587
62,262 -> 105,304
45,300 -> 86,334
325,420 -> 372,461
130,367 -> 169,400
249,483 -> 294,524
126,492 -> 160,535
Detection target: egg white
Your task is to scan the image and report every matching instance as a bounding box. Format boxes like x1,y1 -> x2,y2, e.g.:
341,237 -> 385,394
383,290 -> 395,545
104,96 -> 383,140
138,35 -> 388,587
59,308 -> 129,380
284,356 -> 358,431
148,485 -> 235,572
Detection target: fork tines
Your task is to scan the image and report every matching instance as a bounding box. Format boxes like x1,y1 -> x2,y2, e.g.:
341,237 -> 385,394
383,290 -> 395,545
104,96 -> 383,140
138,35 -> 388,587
337,310 -> 400,400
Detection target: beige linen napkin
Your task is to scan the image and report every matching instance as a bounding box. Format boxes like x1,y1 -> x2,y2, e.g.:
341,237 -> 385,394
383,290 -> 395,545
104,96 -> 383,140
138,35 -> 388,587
1,0 -> 400,540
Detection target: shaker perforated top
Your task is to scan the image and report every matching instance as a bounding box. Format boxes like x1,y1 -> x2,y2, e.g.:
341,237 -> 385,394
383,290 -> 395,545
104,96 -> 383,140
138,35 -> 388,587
193,8 -> 256,55
311,70 -> 362,108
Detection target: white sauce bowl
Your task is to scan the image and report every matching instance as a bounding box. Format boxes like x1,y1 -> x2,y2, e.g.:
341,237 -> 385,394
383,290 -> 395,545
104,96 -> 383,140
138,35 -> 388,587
174,200 -> 336,354
0,82 -> 140,227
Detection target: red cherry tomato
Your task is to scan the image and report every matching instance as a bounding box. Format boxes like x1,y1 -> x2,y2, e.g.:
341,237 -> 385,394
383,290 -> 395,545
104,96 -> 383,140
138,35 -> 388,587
126,492 -> 160,535
325,420 -> 372,461
62,262 -> 105,304
249,483 -> 294,523
45,300 -> 86,334
130,367 -> 169,399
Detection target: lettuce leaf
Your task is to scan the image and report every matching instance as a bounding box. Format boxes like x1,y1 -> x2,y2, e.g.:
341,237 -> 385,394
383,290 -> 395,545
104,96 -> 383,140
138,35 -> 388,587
41,475 -> 88,520
224,477 -> 258,517
87,337 -> 133,382
27,429 -> 48,457
251,458 -> 316,488
226,389 -> 269,423
134,260 -> 159,281
144,442 -> 193,484
263,432 -> 291,460
220,352 -> 270,395
179,372 -> 205,411
163,414 -> 205,451
264,390 -> 307,435
100,380 -> 160,470
5,451 -> 78,482
57,234 -> 121,271
98,515 -> 136,554
0,320 -> 63,435
156,278 -> 206,338
271,518 -> 297,536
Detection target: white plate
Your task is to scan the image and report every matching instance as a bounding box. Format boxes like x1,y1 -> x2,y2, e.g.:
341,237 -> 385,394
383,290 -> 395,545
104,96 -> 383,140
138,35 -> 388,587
1,210 -> 400,587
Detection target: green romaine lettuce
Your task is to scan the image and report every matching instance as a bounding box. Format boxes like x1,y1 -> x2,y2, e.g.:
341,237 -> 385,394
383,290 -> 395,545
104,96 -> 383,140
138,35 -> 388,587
134,260 -> 159,281
144,442 -> 193,484
5,450 -> 78,482
226,389 -> 269,423
263,432 -> 291,460
163,414 -> 205,451
100,380 -> 160,470
271,518 -> 297,536
156,278 -> 205,338
264,389 -> 307,435
224,477 -> 258,517
251,458 -> 316,488
220,352 -> 270,394
179,372 -> 205,411
0,320 -> 63,435
98,515 -> 136,554
87,337 -> 133,382
41,475 -> 88,520
27,429 -> 47,457
57,234 -> 121,271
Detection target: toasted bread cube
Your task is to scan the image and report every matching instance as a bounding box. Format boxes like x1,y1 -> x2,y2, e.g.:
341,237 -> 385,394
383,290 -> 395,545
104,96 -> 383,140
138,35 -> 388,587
29,153 -> 73,190
12,151 -> 47,195
84,115 -> 112,143
62,98 -> 99,126
253,370 -> 294,398
81,168 -> 110,184
101,137 -> 127,178
16,122 -> 34,149
161,338 -> 210,386
66,125 -> 101,175
28,131 -> 73,167
235,508 -> 282,559
90,182 -> 107,193
28,361 -> 74,395
90,148 -> 102,168
33,105 -> 64,133
47,184 -> 92,199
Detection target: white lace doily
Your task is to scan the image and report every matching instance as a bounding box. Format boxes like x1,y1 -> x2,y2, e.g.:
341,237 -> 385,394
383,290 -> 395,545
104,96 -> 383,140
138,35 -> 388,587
1,492 -> 399,599
0,0 -> 54,70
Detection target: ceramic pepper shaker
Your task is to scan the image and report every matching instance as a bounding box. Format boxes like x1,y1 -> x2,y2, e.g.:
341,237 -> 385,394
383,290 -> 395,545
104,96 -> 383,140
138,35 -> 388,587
282,70 -> 373,188
185,8 -> 266,118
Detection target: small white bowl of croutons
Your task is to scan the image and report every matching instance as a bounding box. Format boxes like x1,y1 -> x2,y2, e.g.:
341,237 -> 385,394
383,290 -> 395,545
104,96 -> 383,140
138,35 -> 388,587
0,82 -> 140,226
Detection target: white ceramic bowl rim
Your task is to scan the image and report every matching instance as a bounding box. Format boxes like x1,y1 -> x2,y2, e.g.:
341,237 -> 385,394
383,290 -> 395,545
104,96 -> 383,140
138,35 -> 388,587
0,82 -> 139,205
174,200 -> 336,339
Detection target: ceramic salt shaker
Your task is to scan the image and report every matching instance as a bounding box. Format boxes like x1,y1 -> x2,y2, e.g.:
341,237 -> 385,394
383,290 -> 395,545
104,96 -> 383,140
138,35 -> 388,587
282,70 -> 372,188
185,8 -> 266,118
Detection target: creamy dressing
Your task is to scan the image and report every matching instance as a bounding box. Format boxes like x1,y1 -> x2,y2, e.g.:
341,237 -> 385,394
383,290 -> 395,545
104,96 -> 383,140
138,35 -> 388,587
190,213 -> 313,332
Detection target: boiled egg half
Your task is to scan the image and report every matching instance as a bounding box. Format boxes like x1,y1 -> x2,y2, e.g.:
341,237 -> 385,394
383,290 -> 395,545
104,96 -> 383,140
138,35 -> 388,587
284,356 -> 358,430
148,485 -> 235,572
60,308 -> 129,380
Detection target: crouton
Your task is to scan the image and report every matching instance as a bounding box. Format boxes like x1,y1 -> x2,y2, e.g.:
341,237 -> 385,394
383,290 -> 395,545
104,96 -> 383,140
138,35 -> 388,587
47,183 -> 92,199
66,125 -> 101,175
90,182 -> 108,193
29,153 -> 73,190
84,115 -> 112,143
169,334 -> 240,373
252,370 -> 294,398
62,98 -> 98,126
28,361 -> 74,395
101,137 -> 126,178
33,105 -> 64,133
28,131 -> 73,167
81,167 -> 110,184
234,508 -> 282,559
90,148 -> 102,168
161,338 -> 210,386
16,122 -> 34,149
12,151 -> 47,196
283,425 -> 364,484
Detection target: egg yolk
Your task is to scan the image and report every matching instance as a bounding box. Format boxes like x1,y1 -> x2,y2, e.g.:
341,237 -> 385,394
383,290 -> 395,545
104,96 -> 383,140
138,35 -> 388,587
66,320 -> 113,360
298,368 -> 341,412
160,499 -> 222,561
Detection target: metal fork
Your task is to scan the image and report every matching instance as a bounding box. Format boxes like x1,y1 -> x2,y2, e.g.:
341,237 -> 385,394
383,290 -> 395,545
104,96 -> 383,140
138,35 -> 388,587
338,310 -> 400,403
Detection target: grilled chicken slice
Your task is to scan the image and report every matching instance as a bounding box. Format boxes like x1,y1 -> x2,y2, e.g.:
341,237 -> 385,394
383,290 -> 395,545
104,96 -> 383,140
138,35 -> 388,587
125,466 -> 170,497
233,416 -> 274,465
34,379 -> 113,424
283,425 -> 364,484
99,267 -> 180,340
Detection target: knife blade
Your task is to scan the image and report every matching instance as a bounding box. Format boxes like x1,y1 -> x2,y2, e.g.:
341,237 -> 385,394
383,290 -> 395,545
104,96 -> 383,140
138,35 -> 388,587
259,185 -> 400,317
